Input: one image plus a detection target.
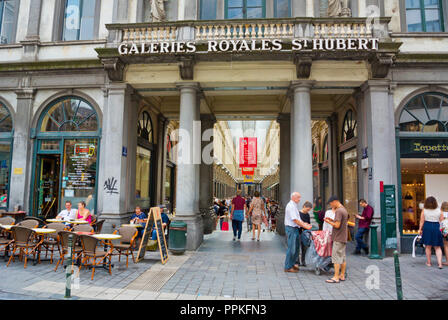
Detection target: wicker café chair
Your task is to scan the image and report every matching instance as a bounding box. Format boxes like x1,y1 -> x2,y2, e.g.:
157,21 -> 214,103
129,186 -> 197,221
0,225 -> 13,260
92,219 -> 105,234
23,217 -> 46,228
73,224 -> 94,233
7,226 -> 39,268
54,231 -> 82,272
79,235 -> 112,280
16,219 -> 39,229
41,223 -> 67,264
112,226 -> 138,268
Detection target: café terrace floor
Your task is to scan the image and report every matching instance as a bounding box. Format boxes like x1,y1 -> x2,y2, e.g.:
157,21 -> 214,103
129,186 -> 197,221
0,225 -> 447,300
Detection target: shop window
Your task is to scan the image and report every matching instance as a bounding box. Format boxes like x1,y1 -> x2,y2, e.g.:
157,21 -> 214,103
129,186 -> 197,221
405,0 -> 445,32
399,92 -> 448,132
0,0 -> 19,44
274,0 -> 291,18
226,0 -> 266,19
342,109 -> 357,143
200,0 -> 217,20
33,96 -> 100,219
62,0 -> 98,41
136,111 -> 155,210
39,97 -> 99,132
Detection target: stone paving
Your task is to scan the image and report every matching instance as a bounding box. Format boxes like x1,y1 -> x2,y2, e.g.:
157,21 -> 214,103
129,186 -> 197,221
1,226 -> 448,300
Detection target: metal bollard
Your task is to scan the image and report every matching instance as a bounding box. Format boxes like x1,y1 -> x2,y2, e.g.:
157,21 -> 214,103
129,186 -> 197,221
394,250 -> 403,300
369,225 -> 382,259
65,234 -> 74,299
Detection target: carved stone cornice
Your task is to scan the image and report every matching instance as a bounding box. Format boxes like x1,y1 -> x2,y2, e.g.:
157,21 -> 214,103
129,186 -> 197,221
178,55 -> 195,80
293,53 -> 313,79
369,52 -> 396,79
101,57 -> 126,82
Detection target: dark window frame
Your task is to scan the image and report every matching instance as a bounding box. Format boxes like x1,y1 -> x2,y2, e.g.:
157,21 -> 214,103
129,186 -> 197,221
405,0 -> 445,32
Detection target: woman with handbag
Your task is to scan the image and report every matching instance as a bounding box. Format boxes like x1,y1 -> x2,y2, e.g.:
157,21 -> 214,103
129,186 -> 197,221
248,191 -> 266,241
418,196 -> 444,269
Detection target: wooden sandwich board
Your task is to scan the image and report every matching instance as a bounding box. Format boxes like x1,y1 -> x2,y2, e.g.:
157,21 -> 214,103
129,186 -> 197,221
136,207 -> 169,264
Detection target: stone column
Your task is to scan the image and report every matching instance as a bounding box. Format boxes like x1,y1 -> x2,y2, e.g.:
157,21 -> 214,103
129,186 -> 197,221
290,81 -> 314,208
199,114 -> 216,214
361,80 -> 397,251
174,83 -> 203,250
98,83 -> 136,232
21,0 -> 43,61
276,113 -> 291,236
155,114 -> 168,205
9,89 -> 35,212
327,112 -> 339,198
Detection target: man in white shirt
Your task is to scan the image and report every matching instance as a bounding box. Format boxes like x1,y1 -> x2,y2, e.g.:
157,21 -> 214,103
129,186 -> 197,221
56,201 -> 77,221
284,192 -> 312,273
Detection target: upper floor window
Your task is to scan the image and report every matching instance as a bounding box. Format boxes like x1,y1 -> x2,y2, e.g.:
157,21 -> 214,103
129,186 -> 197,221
406,0 -> 445,32
342,109 -> 358,143
226,0 -> 266,19
0,0 -> 18,44
137,111 -> 154,144
399,92 -> 448,132
200,0 -> 217,20
62,0 -> 98,41
274,0 -> 291,18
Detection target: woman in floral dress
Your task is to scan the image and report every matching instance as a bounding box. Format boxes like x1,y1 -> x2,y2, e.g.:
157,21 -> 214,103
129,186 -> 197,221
248,191 -> 266,241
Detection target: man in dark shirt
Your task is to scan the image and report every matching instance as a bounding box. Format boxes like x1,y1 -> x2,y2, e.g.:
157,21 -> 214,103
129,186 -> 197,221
297,201 -> 312,266
354,199 -> 374,255
324,196 -> 348,283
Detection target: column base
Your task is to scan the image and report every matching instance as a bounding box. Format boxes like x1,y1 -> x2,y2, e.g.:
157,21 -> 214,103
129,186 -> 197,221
173,214 -> 204,250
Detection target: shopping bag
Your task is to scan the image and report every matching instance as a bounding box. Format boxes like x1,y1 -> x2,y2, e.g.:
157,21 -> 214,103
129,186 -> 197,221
221,221 -> 229,231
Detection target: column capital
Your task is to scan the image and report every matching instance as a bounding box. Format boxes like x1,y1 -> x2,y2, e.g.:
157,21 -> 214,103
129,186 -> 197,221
289,80 -> 316,92
361,80 -> 391,93
176,82 -> 201,92
107,82 -> 132,95
15,88 -> 36,100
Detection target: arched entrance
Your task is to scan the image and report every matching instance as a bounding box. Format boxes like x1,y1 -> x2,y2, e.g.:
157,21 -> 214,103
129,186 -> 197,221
31,96 -> 101,219
0,101 -> 13,210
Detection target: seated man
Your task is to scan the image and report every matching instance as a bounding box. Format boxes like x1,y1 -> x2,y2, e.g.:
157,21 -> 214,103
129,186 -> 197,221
130,206 -> 147,239
56,201 -> 78,221
151,207 -> 170,240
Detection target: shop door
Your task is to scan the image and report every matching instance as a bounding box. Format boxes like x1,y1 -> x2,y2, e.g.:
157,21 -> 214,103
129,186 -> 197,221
33,155 -> 60,219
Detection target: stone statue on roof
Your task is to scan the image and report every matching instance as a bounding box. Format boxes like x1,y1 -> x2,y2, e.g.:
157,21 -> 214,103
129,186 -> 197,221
150,0 -> 167,22
327,0 -> 352,17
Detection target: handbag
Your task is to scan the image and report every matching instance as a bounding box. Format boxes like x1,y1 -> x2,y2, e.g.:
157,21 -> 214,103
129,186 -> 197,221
412,235 -> 425,258
221,221 -> 229,231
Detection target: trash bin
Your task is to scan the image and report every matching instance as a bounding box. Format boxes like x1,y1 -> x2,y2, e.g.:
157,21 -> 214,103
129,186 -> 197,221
169,221 -> 187,255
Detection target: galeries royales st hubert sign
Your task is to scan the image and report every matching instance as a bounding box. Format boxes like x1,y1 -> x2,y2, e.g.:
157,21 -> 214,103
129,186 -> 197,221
118,37 -> 380,55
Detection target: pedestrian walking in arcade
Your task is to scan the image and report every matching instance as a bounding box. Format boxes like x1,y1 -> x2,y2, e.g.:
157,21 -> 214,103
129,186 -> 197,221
284,192 -> 312,273
324,196 -> 349,283
246,196 -> 252,232
247,191 -> 266,241
354,199 -> 374,255
441,201 -> 448,266
231,190 -> 246,241
419,196 -> 444,269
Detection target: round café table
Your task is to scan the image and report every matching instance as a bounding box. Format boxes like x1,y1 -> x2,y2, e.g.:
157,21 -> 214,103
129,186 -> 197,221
0,224 -> 13,230
32,228 -> 57,265
92,234 -> 122,270
121,224 -> 142,228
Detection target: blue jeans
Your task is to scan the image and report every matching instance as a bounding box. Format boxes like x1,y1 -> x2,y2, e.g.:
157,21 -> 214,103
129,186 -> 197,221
285,226 -> 300,270
355,227 -> 369,251
232,220 -> 243,239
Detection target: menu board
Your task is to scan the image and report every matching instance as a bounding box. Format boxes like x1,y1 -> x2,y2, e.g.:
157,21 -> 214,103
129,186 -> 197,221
381,185 -> 397,251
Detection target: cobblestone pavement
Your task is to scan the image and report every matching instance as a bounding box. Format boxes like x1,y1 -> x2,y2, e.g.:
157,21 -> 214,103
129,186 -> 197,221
1,226 -> 448,300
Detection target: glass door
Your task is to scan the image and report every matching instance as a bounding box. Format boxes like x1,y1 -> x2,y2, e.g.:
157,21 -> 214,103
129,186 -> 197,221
33,154 -> 61,219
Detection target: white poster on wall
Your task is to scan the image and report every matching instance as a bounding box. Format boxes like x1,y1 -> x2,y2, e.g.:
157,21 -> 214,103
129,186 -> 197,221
425,174 -> 448,208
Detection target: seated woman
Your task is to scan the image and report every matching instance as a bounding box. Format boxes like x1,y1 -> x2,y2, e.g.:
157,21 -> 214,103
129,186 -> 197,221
77,201 -> 93,224
130,206 -> 147,238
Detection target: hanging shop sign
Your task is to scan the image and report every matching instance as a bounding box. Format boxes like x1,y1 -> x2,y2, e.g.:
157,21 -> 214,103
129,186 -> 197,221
241,167 -> 255,175
400,139 -> 448,158
243,174 -> 254,184
118,38 -> 379,55
239,137 -> 257,168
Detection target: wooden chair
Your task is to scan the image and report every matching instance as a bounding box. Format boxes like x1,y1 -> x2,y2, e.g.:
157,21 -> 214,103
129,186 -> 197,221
112,226 -> 138,268
54,231 -> 82,272
92,219 -> 105,233
79,235 -> 112,280
73,224 -> 94,232
41,223 -> 67,264
7,226 -> 39,268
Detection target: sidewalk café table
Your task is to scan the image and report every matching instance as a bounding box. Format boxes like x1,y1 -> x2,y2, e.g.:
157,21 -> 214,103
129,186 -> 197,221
92,234 -> 122,270
31,228 -> 57,265
121,224 -> 142,228
0,224 -> 13,231
1,211 -> 26,222
74,231 -> 94,236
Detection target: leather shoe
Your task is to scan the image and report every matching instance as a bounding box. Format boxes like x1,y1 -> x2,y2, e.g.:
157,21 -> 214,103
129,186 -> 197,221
293,264 -> 300,270
284,268 -> 299,273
